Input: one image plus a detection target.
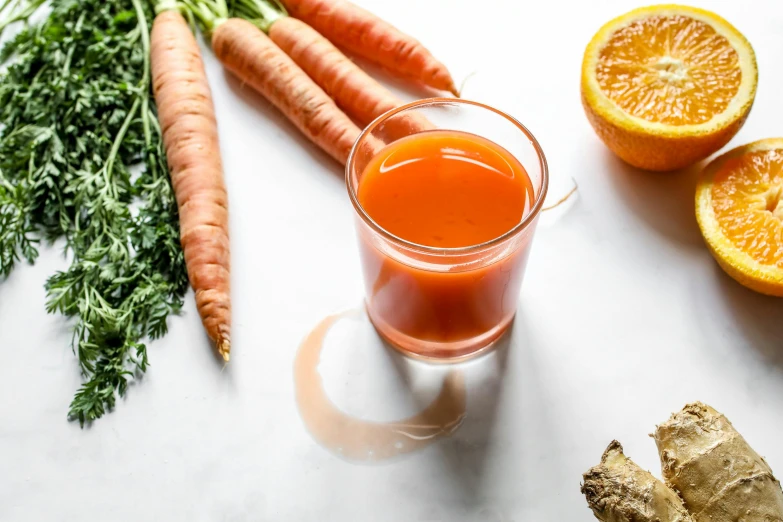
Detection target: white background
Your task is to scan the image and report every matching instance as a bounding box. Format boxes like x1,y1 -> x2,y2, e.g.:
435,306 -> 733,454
2,0 -> 783,520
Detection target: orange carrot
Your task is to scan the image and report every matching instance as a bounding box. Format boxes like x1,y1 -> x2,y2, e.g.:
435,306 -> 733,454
212,18 -> 362,164
229,1 -> 430,139
267,16 -> 436,140
279,0 -> 458,95
269,16 -> 401,126
151,9 -> 232,361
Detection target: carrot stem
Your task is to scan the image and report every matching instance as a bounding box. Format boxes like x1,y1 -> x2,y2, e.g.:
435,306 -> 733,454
232,0 -> 284,31
178,0 -> 227,32
154,0 -> 179,14
0,0 -> 46,35
132,0 -> 151,143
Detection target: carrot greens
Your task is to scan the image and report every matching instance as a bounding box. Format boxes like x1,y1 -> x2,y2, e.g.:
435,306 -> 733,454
0,0 -> 187,425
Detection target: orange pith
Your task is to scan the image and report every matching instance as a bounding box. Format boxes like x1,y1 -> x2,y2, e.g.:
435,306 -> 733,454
711,149 -> 783,268
596,15 -> 741,126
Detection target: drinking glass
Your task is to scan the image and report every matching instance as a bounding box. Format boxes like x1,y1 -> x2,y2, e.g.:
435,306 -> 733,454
346,99 -> 549,361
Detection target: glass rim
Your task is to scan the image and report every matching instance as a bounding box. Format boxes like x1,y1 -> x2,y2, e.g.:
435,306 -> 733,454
346,97 -> 550,255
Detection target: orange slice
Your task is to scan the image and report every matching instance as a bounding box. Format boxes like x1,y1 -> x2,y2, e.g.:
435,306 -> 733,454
581,5 -> 757,171
696,139 -> 783,296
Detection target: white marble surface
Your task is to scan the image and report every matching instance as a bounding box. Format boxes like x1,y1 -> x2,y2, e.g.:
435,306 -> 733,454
3,0 -> 783,520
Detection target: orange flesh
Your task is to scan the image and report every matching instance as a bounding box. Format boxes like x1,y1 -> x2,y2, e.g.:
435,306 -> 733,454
596,15 -> 741,125
355,131 -> 537,351
712,149 -> 783,268
358,131 -> 533,248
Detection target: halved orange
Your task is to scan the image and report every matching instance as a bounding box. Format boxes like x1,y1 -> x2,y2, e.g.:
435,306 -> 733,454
696,139 -> 783,296
582,5 -> 757,171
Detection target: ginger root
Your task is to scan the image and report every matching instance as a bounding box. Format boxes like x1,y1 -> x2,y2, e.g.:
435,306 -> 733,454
653,402 -> 783,522
582,440 -> 694,522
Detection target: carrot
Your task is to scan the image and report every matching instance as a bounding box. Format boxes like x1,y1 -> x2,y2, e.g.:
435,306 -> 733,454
228,0 -> 432,143
269,16 -> 438,140
232,0 -> 406,126
279,0 -> 458,95
212,17 -> 363,164
150,8 -> 232,361
270,16 -> 401,126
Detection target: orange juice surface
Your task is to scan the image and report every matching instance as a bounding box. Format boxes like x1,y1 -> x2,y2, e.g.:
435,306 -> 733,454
356,130 -> 538,357
358,131 -> 534,248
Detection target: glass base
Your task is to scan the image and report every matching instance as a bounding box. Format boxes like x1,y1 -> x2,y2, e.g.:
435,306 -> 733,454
365,303 -> 515,363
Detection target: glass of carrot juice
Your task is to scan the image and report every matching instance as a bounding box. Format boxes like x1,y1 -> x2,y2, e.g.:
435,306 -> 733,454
346,99 -> 548,361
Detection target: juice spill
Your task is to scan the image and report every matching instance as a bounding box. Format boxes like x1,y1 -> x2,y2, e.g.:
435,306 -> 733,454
358,130 -> 534,248
294,310 -> 466,462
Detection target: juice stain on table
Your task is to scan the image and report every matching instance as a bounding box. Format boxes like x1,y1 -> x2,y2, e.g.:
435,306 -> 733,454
294,310 -> 467,462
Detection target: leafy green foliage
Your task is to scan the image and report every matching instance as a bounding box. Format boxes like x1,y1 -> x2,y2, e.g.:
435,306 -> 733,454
0,0 -> 188,425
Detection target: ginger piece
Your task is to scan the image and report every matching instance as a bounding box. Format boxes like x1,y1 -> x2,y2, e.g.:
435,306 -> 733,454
582,440 -> 695,522
654,402 -> 783,522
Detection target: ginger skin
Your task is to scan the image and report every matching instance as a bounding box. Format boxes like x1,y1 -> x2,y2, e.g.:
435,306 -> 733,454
582,440 -> 694,522
653,402 -> 783,522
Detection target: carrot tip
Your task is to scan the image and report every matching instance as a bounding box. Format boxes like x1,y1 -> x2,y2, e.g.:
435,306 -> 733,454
218,339 -> 231,362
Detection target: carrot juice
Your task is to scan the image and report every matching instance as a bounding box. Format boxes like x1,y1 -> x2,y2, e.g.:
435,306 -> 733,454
358,132 -> 534,249
347,99 -> 548,360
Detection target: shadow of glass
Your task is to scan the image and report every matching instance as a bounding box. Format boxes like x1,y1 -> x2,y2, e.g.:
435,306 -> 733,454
428,326 -> 512,507
381,319 -> 514,487
415,309 -> 572,514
